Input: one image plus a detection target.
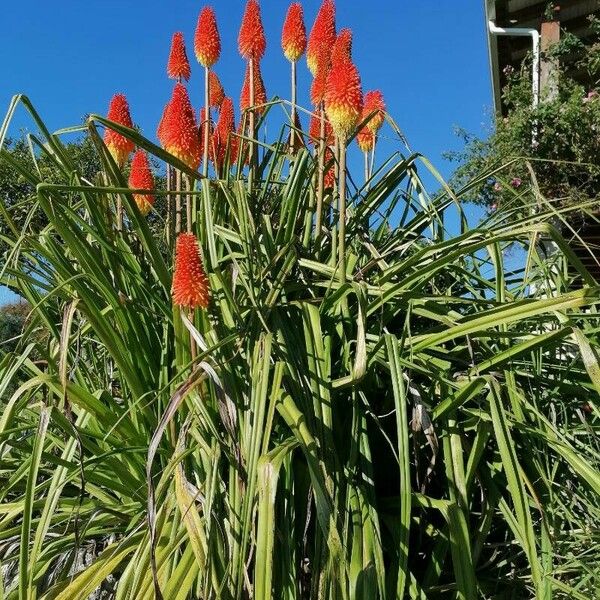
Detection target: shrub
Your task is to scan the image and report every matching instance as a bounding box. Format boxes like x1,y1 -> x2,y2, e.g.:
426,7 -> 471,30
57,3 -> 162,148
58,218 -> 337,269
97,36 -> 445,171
0,2 -> 598,599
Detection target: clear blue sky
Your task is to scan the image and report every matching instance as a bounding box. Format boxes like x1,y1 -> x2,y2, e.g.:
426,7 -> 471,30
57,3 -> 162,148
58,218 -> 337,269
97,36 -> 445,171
0,0 -> 492,304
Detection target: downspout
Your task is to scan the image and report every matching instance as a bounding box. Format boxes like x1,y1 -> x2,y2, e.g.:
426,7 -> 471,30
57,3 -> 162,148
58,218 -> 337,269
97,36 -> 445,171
488,21 -> 540,108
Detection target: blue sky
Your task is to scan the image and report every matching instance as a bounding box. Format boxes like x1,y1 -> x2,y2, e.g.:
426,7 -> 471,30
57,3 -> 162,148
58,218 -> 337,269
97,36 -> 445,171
0,0 -> 493,303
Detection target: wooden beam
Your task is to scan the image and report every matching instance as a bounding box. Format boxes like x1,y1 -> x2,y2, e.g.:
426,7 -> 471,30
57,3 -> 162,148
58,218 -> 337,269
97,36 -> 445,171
541,21 -> 560,101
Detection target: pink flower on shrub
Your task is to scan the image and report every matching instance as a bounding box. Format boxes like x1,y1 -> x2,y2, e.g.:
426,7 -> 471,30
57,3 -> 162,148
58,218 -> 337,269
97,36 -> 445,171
510,177 -> 522,188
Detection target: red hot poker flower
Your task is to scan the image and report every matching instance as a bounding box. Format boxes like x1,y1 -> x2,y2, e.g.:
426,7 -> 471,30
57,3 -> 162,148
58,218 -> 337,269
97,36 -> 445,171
163,83 -> 201,170
282,3 -> 307,63
307,0 -> 336,75
167,32 -> 191,82
104,94 -> 135,167
209,71 -> 225,107
331,28 -> 352,65
238,0 -> 266,61
240,61 -> 268,114
172,233 -> 210,309
212,97 -> 236,172
324,59 -> 363,139
157,100 -> 171,147
128,150 -> 155,215
363,90 -> 386,133
310,44 -> 330,106
195,7 -> 221,68
357,126 -> 375,153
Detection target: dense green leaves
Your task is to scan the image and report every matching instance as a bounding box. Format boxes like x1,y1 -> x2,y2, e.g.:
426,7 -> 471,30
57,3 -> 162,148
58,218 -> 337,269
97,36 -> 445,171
0,94 -> 598,599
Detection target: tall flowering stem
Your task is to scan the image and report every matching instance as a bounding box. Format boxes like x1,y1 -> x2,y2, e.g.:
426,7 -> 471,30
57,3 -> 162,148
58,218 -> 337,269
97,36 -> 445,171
324,59 -> 363,284
238,0 -> 266,187
311,44 -> 330,238
103,94 -> 135,231
282,3 -> 306,153
162,83 -> 200,233
195,6 -> 221,178
158,101 -> 174,245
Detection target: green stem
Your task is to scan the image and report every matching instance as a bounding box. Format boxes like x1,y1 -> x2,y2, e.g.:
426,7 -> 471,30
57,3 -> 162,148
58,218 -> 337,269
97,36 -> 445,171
248,58 -> 256,192
315,105 -> 325,239
338,139 -> 347,285
203,67 -> 210,179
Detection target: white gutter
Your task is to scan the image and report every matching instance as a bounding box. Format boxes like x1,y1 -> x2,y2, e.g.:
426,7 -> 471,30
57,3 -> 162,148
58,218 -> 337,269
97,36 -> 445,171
488,21 -> 540,108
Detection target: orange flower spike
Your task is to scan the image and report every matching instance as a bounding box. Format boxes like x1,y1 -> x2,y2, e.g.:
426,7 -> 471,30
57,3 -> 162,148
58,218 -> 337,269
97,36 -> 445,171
240,62 -> 268,113
172,233 -> 210,309
324,59 -> 364,139
157,100 -> 171,147
167,32 -> 191,82
364,90 -> 386,133
238,0 -> 266,61
331,28 -> 352,65
194,6 -> 221,68
310,44 -> 330,106
282,3 -> 307,63
212,97 -> 236,171
128,150 -> 155,216
163,83 -> 201,170
103,94 -> 135,167
357,126 -> 375,153
307,0 -> 336,75
209,71 -> 225,108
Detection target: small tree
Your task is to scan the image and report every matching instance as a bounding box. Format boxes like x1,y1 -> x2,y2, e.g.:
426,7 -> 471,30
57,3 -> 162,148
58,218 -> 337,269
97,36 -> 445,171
448,16 -> 600,215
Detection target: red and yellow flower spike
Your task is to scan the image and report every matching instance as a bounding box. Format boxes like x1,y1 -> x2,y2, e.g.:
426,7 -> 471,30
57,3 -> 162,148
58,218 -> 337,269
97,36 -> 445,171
363,90 -> 386,133
331,28 -> 352,65
310,44 -> 330,106
238,0 -> 266,61
282,3 -> 307,63
194,7 -> 221,68
103,94 -> 135,167
209,71 -> 225,108
307,0 -> 336,75
162,83 -> 201,170
212,97 -> 236,172
356,126 -> 375,153
167,32 -> 191,82
240,61 -> 268,114
324,59 -> 363,139
157,100 -> 171,147
128,150 -> 155,216
172,233 -> 210,309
